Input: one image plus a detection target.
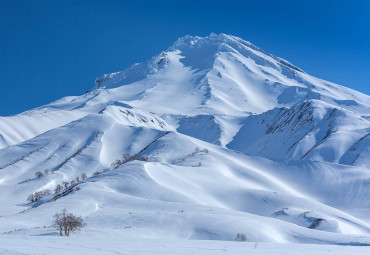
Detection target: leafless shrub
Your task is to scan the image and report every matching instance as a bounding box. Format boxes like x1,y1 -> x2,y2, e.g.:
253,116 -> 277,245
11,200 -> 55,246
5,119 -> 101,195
62,181 -> 69,189
111,158 -> 125,169
53,209 -> 85,236
135,155 -> 148,162
123,154 -> 132,162
35,171 -> 44,179
33,191 -> 42,201
42,189 -> 51,196
70,180 -> 75,186
191,147 -> 209,155
53,194 -> 61,201
27,193 -> 35,203
54,184 -> 63,194
75,176 -> 80,182
81,173 -> 87,181
44,169 -> 49,175
27,189 -> 51,203
127,154 -> 149,162
92,171 -> 101,176
235,233 -> 247,242
110,154 -> 150,170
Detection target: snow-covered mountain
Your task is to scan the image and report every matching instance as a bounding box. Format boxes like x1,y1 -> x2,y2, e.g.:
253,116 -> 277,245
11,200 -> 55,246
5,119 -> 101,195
0,33 -> 370,253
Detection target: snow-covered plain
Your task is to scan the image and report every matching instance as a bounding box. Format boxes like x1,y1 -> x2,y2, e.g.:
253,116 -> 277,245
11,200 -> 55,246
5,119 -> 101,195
0,33 -> 369,254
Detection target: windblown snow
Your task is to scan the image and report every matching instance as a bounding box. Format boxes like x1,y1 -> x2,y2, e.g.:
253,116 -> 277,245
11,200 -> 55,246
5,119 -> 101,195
0,33 -> 369,254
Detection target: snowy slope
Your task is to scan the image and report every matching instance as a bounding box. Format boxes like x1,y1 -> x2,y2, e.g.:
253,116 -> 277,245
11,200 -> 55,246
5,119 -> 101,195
228,99 -> 370,166
0,33 -> 370,253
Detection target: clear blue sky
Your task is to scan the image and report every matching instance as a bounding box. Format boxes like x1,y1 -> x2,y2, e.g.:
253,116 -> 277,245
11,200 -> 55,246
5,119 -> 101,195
1,0 -> 369,116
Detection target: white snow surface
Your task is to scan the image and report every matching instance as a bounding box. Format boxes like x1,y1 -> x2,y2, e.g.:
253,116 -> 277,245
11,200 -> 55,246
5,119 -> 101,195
0,33 -> 369,254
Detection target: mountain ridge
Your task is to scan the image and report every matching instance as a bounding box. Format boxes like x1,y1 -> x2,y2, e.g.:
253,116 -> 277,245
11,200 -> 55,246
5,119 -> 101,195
0,33 -> 369,248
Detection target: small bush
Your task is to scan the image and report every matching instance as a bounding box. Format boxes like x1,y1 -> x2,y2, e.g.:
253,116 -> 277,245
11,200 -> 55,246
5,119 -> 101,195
111,154 -> 149,169
62,181 -> 69,189
235,233 -> 247,242
191,147 -> 209,155
81,173 -> 87,181
136,156 -> 148,162
54,184 -> 63,194
53,194 -> 62,201
35,171 -> 44,179
44,169 -> 49,175
75,176 -> 80,182
122,154 -> 132,162
27,189 -> 51,203
27,193 -> 35,203
42,189 -> 51,196
92,171 -> 101,176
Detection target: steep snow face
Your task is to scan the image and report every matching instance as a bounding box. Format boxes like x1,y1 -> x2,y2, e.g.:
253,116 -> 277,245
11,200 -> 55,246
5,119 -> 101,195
228,100 -> 370,166
0,33 -> 369,249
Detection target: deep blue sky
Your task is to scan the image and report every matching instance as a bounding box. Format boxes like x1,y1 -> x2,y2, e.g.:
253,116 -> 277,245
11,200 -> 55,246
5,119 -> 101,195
1,0 -> 369,116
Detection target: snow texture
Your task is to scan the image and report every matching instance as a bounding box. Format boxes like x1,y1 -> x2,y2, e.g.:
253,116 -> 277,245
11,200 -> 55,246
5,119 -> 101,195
0,33 -> 369,254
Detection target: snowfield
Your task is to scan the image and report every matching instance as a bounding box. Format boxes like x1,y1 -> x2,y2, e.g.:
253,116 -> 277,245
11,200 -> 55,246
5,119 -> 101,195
1,237 -> 370,255
0,33 -> 369,254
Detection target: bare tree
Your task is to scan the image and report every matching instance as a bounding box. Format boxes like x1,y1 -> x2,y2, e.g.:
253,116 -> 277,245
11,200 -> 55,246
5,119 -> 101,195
123,154 -> 132,162
27,189 -> 51,203
42,189 -> 51,196
81,173 -> 87,181
235,233 -> 247,242
53,209 -> 85,236
70,180 -> 75,186
53,209 -> 66,236
62,181 -> 69,189
110,154 -> 148,170
64,214 -> 84,236
111,159 -> 123,169
75,176 -> 80,182
34,191 -> 42,201
35,171 -> 44,179
54,184 -> 63,194
92,171 -> 101,176
27,193 -> 35,203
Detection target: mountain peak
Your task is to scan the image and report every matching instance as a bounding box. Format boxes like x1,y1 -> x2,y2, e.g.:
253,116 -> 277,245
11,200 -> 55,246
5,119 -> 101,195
95,33 -> 305,90
2,31 -> 370,250
169,33 -> 234,49
168,33 -> 304,73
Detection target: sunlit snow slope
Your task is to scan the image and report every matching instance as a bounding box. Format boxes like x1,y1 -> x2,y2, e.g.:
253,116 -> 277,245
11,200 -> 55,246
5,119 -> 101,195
0,33 -> 369,248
